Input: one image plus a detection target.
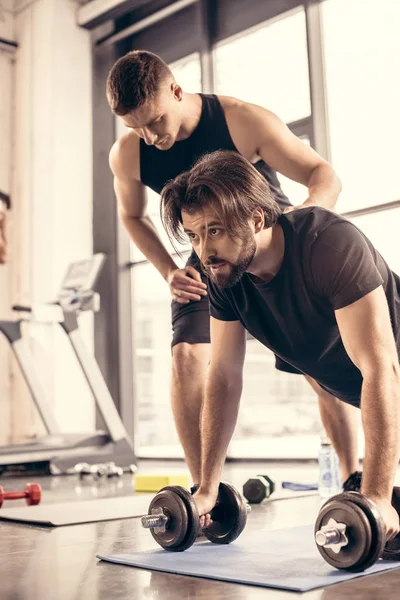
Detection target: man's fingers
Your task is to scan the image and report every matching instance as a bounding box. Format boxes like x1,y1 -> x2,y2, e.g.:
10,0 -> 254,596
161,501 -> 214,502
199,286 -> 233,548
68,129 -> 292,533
185,266 -> 207,287
173,296 -> 190,304
199,513 -> 212,529
172,275 -> 207,292
283,206 -> 295,214
178,283 -> 207,296
173,288 -> 203,301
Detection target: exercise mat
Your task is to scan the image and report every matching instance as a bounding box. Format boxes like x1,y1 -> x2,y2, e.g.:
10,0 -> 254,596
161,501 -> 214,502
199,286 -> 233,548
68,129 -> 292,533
97,523 -> 400,592
0,495 -> 153,527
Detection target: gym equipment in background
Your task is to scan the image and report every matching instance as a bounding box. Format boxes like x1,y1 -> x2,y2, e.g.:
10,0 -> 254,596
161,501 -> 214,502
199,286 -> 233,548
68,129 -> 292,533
0,483 -> 41,507
243,474 -> 275,504
0,254 -> 136,475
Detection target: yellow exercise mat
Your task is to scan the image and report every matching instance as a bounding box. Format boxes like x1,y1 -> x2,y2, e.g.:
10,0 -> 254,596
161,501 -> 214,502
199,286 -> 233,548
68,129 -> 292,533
134,474 -> 190,492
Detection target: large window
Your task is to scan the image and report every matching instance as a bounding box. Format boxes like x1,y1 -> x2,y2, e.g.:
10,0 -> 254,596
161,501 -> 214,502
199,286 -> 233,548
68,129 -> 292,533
214,8 -> 310,124
322,0 -> 400,213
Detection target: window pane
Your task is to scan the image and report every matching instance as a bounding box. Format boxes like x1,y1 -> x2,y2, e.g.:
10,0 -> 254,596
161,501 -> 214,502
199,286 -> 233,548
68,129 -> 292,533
132,262 -> 182,454
349,208 -> 400,274
228,340 -> 320,459
214,8 -> 311,124
323,0 -> 400,212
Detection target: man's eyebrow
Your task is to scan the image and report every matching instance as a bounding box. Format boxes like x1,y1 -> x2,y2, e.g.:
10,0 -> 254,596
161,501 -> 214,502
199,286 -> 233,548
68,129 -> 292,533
183,221 -> 223,233
129,115 -> 162,129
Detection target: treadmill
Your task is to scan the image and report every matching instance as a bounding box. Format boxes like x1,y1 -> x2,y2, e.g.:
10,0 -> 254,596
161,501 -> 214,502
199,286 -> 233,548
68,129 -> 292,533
0,254 -> 136,475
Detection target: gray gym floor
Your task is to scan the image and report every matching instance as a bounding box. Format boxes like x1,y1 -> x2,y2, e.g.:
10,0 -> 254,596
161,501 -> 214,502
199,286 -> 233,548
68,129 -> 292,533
1,460 -> 399,600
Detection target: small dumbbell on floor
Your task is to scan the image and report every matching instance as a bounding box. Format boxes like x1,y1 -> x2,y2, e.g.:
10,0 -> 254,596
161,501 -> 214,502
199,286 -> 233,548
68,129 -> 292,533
314,488 -> 400,571
0,483 -> 42,508
243,475 -> 275,504
75,462 -> 134,479
141,482 -> 250,551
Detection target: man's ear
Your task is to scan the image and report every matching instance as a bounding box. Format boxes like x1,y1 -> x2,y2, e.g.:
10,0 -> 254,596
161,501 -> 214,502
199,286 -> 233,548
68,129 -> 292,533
252,208 -> 265,234
172,83 -> 183,101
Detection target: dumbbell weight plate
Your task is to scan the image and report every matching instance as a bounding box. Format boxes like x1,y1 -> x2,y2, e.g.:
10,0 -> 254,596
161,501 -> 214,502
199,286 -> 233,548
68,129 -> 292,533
382,487 -> 400,561
204,482 -> 248,545
338,492 -> 386,572
147,486 -> 199,551
25,483 -> 41,506
315,492 -> 385,572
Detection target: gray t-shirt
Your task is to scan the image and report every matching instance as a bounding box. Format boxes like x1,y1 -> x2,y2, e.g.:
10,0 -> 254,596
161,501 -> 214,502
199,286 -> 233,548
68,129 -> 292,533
209,207 -> 400,407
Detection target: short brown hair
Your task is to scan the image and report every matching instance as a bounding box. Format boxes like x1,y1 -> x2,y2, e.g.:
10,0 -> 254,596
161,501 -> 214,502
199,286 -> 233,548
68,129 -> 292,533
106,50 -> 173,116
161,150 -> 282,253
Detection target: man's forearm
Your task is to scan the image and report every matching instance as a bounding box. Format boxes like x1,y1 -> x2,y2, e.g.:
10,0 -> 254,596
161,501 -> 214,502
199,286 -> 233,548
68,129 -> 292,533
361,368 -> 400,500
199,368 -> 242,495
121,214 -> 177,280
306,163 -> 342,211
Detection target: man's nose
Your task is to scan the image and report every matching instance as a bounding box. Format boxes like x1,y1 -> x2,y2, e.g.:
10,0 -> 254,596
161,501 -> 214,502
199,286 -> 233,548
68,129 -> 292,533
142,128 -> 157,145
200,240 -> 215,264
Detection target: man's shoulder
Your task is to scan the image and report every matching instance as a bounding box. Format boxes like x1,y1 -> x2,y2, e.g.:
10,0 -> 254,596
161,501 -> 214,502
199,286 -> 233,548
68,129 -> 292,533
283,208 -> 369,265
282,206 -> 345,234
109,131 -> 141,181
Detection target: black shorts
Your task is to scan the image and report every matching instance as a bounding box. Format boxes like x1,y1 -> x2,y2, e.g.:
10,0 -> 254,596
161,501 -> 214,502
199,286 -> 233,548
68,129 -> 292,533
171,253 -> 302,376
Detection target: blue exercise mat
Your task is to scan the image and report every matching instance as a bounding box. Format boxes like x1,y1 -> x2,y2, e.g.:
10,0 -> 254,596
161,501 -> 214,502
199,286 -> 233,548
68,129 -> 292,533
97,524 -> 400,592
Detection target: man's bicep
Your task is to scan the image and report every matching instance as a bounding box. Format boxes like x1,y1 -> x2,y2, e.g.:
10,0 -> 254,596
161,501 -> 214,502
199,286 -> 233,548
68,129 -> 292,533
335,287 -> 399,374
114,176 -> 148,219
237,103 -> 325,185
210,317 -> 246,374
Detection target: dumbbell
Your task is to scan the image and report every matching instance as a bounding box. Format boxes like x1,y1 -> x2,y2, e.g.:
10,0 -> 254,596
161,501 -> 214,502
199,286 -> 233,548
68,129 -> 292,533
243,474 -> 275,504
75,462 -> 131,479
314,488 -> 400,571
141,482 -> 250,551
0,483 -> 42,508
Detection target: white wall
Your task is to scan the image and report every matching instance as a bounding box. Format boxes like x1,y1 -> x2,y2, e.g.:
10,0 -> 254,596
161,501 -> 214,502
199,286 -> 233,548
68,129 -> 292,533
0,0 -> 16,443
0,0 -> 96,443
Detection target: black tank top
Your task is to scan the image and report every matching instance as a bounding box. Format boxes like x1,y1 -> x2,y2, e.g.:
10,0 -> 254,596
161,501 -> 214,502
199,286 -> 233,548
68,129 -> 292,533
140,94 -> 291,210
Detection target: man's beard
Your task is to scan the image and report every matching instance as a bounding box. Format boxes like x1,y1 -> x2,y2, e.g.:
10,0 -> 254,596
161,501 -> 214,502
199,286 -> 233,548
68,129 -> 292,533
203,237 -> 256,288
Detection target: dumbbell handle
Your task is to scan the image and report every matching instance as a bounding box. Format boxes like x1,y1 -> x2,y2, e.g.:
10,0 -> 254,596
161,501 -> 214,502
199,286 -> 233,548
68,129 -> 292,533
315,522 -> 348,548
2,491 -> 29,501
141,503 -> 251,530
141,514 -> 169,529
315,527 -> 344,547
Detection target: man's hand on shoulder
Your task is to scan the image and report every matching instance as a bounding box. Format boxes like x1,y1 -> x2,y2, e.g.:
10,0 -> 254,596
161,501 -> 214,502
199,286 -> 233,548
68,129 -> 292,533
283,198 -> 318,214
167,265 -> 207,304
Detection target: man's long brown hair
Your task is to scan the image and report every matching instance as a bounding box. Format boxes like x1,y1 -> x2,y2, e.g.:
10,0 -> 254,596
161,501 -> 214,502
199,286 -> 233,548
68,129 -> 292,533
160,150 -> 281,254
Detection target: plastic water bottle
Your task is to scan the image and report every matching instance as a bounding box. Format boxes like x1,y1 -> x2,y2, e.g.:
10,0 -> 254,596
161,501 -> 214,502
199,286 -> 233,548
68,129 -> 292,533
318,435 -> 341,499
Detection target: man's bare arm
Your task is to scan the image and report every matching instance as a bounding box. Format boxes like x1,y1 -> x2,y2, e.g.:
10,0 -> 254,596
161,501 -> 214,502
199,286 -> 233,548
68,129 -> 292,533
110,134 -> 207,302
224,100 -> 342,210
110,136 -> 177,279
335,287 -> 400,503
199,317 -> 247,497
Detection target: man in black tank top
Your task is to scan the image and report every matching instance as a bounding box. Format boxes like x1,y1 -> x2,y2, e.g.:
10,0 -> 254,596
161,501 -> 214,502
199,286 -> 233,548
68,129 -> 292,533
160,150 -> 400,540
106,50 -> 360,491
